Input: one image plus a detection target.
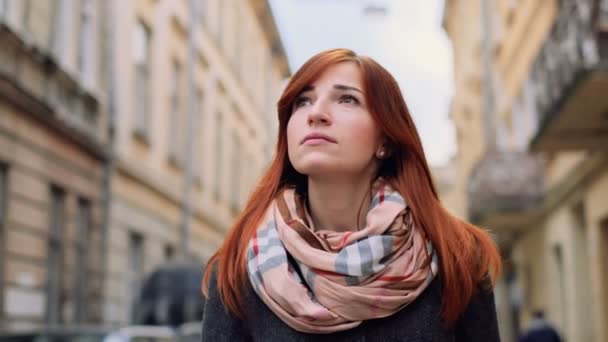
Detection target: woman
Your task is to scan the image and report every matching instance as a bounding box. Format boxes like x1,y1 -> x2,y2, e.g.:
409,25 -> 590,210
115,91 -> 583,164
201,48 -> 501,341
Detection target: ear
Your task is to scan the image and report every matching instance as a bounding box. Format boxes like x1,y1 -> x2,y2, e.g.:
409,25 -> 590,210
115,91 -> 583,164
375,141 -> 392,159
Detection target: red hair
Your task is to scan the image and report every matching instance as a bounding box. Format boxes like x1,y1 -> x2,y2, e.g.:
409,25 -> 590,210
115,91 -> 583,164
202,48 -> 501,326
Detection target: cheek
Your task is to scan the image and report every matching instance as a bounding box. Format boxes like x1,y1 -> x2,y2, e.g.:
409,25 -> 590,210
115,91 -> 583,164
286,114 -> 301,154
344,117 -> 381,156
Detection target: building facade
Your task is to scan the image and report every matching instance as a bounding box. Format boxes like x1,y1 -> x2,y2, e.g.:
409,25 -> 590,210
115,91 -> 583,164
443,0 -> 608,341
438,1 -> 486,219
104,0 -> 289,325
0,0 -> 289,330
0,0 -> 109,329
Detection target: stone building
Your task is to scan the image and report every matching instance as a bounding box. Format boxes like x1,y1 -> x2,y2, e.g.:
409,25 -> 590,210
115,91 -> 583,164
0,0 -> 109,329
0,0 -> 289,329
103,0 -> 289,325
443,0 -> 608,341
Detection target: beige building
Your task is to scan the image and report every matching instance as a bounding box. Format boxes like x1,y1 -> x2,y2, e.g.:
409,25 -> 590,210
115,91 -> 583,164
0,0 -> 109,329
0,0 -> 289,330
439,2 -> 486,219
443,0 -> 608,341
104,0 -> 289,325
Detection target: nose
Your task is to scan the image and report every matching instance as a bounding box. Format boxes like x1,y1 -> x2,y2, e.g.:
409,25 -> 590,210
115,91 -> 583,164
307,99 -> 332,126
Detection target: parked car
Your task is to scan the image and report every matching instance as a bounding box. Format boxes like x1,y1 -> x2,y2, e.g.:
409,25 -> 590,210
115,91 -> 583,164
133,262 -> 206,328
0,325 -> 177,342
175,322 -> 201,342
0,326 -> 111,342
102,326 -> 177,342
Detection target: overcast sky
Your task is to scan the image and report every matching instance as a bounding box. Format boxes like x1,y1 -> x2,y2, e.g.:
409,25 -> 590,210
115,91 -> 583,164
268,0 -> 455,167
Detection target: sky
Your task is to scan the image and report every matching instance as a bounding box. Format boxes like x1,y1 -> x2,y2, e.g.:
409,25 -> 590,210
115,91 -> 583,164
268,0 -> 456,167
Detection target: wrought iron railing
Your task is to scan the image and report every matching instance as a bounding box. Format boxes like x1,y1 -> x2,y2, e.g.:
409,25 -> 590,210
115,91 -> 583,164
467,151 -> 545,224
529,0 -> 606,126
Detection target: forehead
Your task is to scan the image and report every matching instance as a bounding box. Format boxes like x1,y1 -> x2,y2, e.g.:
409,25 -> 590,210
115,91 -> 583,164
309,62 -> 362,89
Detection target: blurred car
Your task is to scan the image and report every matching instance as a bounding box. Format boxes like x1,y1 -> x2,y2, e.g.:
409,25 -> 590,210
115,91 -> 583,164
0,326 -> 111,342
102,326 -> 177,342
0,325 -> 177,342
133,262 -> 205,328
175,322 -> 200,342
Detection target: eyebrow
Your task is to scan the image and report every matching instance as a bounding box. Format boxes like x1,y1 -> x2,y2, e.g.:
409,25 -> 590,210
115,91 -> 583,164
300,84 -> 363,94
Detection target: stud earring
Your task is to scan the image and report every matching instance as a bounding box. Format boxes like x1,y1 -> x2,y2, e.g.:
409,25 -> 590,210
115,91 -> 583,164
378,150 -> 386,158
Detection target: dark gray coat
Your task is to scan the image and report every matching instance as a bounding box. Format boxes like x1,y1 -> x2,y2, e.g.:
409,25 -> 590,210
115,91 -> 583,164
201,269 -> 500,342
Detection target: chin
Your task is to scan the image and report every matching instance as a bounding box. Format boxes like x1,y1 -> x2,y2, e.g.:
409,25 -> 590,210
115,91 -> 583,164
293,159 -> 340,176
294,158 -> 377,180
292,153 -> 329,167
295,162 -> 368,178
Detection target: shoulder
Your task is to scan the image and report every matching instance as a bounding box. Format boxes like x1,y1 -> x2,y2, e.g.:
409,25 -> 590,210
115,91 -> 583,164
201,263 -> 252,341
454,277 -> 500,341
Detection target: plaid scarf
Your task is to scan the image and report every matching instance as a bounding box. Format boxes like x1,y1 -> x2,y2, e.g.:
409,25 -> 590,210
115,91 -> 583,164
246,180 -> 438,333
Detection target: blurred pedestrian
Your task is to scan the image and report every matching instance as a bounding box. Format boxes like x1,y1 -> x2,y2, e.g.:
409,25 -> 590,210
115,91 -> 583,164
519,310 -> 562,342
200,48 -> 502,341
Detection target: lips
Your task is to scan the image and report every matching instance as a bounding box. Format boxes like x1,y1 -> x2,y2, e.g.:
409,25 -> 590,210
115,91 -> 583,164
301,132 -> 337,145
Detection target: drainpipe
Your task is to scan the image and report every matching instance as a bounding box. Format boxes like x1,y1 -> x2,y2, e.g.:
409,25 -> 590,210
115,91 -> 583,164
100,0 -> 117,325
480,2 -> 516,341
481,0 -> 496,153
179,0 -> 199,261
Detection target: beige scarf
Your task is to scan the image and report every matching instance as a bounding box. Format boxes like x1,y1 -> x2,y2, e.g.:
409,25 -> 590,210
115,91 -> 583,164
246,179 -> 438,333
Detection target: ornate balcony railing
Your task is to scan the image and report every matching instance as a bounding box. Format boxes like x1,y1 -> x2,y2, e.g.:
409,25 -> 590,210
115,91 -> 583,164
529,0 -> 608,151
468,151 -> 545,228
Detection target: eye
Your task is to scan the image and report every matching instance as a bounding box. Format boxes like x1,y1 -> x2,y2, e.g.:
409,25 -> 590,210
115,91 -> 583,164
293,96 -> 312,109
339,94 -> 360,105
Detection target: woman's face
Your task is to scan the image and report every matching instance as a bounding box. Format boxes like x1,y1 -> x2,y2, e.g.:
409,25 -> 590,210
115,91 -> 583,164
287,62 -> 383,178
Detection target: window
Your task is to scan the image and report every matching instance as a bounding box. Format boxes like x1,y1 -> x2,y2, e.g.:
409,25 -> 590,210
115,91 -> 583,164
241,23 -> 253,94
0,164 -> 6,235
128,232 -> 144,323
194,88 -> 204,187
0,0 -> 8,18
553,244 -> 567,332
52,0 -> 69,62
195,88 -> 203,119
0,165 -> 7,321
506,8 -> 515,27
133,20 -> 151,139
243,153 -> 255,200
168,61 -> 183,165
46,185 -> 66,324
216,0 -> 224,43
264,56 -> 275,128
73,198 -> 91,323
197,0 -> 208,26
496,116 -> 510,150
601,2 -> 608,28
232,8 -> 241,74
240,22 -> 251,90
23,0 -> 54,48
78,0 -> 94,86
507,0 -> 519,10
571,201 -> 593,335
523,77 -> 539,142
231,133 -> 241,210
456,124 -> 464,147
601,217 -> 608,319
164,244 -> 174,261
511,97 -> 526,151
213,111 -> 223,199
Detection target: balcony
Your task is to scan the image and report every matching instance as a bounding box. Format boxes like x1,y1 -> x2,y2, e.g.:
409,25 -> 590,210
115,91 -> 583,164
0,18 -> 106,159
529,0 -> 608,151
468,151 -> 545,231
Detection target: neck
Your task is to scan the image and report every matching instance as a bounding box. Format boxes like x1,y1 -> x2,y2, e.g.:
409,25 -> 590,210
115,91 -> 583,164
306,175 -> 374,232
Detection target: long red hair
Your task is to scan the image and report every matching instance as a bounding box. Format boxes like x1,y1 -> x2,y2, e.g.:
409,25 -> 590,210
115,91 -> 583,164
202,48 -> 501,326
